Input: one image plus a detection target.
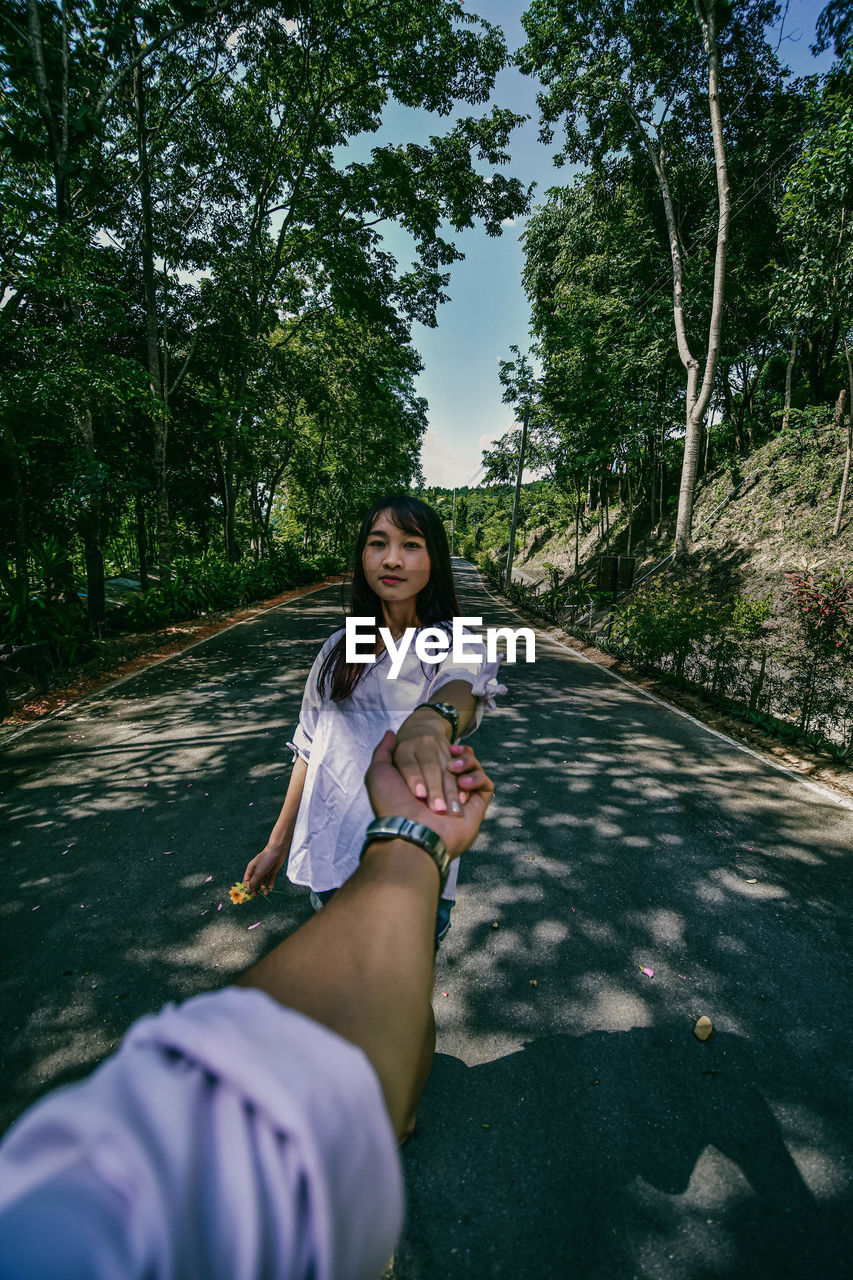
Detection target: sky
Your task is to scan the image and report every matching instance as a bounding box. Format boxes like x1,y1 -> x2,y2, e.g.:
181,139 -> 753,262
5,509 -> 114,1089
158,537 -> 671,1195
350,0 -> 837,490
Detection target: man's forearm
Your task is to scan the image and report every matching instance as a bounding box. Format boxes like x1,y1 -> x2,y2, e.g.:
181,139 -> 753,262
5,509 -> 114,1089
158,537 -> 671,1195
238,838 -> 440,1139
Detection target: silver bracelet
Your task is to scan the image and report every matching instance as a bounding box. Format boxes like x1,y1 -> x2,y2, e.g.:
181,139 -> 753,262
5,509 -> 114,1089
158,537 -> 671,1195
360,816 -> 450,893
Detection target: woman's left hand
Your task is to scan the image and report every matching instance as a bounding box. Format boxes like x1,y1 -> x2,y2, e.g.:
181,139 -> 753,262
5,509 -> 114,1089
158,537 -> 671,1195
393,707 -> 467,816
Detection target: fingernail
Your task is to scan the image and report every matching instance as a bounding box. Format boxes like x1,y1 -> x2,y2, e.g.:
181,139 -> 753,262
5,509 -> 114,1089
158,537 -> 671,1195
459,775 -> 473,785
415,784 -> 427,798
434,798 -> 447,813
450,800 -> 462,815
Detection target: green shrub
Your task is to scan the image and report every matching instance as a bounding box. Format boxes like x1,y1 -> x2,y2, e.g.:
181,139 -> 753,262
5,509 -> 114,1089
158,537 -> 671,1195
0,539 -> 91,669
0,578 -> 90,668
116,545 -> 344,632
612,580 -> 728,679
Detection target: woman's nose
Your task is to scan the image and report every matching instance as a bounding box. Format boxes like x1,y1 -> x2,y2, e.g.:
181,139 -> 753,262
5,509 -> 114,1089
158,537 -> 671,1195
383,544 -> 403,567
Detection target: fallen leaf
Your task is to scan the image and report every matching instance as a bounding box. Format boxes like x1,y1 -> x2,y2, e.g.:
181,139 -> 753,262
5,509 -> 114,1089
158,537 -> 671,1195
745,878 -> 757,883
204,875 -> 213,883
640,966 -> 654,978
694,1015 -> 713,1041
529,979 -> 538,988
248,922 -> 260,930
491,921 -> 499,929
217,903 -> 223,911
32,906 -> 40,912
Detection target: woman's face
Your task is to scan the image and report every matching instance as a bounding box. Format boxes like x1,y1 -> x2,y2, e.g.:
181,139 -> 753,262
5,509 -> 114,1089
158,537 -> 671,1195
362,510 -> 431,608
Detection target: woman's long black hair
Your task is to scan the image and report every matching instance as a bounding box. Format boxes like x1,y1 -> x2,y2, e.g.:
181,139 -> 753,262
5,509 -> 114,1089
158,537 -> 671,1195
319,494 -> 461,702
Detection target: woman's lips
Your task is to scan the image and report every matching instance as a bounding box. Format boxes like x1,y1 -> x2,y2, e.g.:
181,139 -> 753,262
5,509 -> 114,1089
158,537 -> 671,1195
380,576 -> 404,583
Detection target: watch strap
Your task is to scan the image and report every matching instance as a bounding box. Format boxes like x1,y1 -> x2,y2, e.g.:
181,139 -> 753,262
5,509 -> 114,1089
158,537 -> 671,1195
414,700 -> 460,743
361,816 -> 450,893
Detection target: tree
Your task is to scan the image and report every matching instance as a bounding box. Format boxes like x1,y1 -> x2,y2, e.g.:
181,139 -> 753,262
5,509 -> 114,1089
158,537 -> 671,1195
773,89 -> 853,536
519,0 -> 784,554
1,0 -> 530,615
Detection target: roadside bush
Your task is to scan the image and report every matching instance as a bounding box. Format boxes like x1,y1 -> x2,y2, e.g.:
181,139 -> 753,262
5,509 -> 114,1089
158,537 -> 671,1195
117,545 -> 344,632
611,580 -> 727,680
0,538 -> 92,669
784,563 -> 852,658
698,594 -> 773,706
0,578 -> 91,668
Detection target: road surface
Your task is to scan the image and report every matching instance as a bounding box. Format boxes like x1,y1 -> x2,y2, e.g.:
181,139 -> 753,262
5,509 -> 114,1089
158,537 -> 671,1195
2,561 -> 852,1278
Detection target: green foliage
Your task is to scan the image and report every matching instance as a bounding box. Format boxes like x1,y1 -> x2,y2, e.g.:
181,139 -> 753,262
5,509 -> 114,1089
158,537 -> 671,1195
611,581 -> 728,679
784,563 -> 853,656
117,546 -> 342,631
0,578 -> 90,669
0,0 -> 529,626
0,539 -> 91,668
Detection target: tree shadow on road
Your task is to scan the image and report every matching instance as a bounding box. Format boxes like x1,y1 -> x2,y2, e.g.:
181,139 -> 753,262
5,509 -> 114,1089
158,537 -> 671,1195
3,568 -> 852,1280
0,592 -> 345,1127
399,1024 -> 845,1280
395,576 -> 853,1278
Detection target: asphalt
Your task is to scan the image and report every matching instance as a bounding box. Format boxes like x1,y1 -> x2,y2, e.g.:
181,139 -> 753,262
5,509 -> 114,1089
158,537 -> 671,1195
2,561 -> 852,1279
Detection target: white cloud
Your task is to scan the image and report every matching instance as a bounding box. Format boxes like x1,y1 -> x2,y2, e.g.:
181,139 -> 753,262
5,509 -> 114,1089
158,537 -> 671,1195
478,431 -> 501,452
420,429 -> 489,489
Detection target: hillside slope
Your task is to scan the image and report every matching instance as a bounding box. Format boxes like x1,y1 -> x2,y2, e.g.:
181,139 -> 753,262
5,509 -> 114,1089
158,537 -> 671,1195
514,418 -> 851,597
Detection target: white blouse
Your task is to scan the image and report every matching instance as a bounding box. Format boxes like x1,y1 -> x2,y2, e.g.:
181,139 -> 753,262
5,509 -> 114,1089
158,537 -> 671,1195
287,625 -> 505,899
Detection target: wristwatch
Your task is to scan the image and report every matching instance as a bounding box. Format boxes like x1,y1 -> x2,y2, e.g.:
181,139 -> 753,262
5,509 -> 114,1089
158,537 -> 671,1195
414,700 -> 460,743
361,816 -> 451,893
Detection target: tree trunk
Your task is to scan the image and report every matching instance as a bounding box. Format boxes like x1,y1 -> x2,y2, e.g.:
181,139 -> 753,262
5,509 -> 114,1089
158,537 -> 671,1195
626,468 -> 634,557
133,47 -> 171,584
658,452 -> 666,527
722,371 -> 742,454
135,493 -> 149,589
1,428 -> 29,589
302,429 -> 328,553
575,502 -> 581,571
832,344 -> 852,537
224,439 -> 238,562
628,0 -> 730,556
26,0 -> 105,620
782,335 -> 797,432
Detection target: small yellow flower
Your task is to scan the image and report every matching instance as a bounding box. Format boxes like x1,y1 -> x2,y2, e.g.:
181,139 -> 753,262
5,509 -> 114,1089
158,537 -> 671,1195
229,882 -> 251,905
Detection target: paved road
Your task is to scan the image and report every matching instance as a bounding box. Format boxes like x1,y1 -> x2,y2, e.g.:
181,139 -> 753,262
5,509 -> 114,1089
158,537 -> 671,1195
2,562 -> 852,1278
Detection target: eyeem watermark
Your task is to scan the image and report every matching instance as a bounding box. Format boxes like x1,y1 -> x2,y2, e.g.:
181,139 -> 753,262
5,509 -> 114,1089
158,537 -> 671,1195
345,616 -> 535,679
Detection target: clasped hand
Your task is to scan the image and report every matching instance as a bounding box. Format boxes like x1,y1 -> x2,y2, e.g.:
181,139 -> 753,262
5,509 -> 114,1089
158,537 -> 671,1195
367,731 -> 493,860
392,707 -> 466,816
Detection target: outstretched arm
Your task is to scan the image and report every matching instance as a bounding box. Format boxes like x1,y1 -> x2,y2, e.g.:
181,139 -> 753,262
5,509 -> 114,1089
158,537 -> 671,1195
239,732 -> 492,1138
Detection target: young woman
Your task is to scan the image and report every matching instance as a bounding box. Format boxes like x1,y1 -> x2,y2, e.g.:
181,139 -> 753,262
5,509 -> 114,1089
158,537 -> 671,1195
242,494 -> 504,942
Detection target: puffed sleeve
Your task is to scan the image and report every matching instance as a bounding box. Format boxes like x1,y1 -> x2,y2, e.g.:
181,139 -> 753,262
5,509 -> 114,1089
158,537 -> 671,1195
287,632 -> 341,763
427,628 -> 506,736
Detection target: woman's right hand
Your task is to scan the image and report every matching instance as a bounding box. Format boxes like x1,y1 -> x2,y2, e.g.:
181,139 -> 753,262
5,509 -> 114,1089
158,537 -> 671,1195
243,844 -> 286,895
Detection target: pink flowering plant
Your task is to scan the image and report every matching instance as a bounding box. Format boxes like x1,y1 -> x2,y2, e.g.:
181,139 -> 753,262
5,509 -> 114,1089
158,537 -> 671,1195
784,562 -> 852,657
